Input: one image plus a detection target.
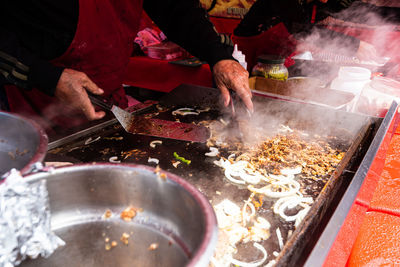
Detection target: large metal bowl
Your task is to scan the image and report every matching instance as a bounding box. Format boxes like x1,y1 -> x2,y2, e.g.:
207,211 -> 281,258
0,112 -> 48,176
20,164 -> 218,267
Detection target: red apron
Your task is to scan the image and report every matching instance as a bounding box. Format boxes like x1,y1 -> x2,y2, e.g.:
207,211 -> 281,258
6,0 -> 143,131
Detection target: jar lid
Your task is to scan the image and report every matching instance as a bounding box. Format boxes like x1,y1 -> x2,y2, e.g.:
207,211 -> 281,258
257,54 -> 285,64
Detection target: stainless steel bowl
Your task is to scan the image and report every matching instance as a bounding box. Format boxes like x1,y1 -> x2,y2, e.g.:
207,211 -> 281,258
0,112 -> 48,176
20,164 -> 218,267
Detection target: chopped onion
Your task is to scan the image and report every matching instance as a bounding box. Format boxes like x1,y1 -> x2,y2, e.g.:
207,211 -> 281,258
149,140 -> 162,148
172,107 -> 199,116
109,156 -> 121,163
248,180 -> 300,198
172,161 -> 181,168
213,158 -> 224,167
269,174 -> 295,184
148,157 -> 159,164
221,199 -> 241,217
278,124 -> 293,133
280,166 -> 302,176
273,196 -> 313,222
230,242 -> 268,267
276,228 -> 283,251
196,107 -> 210,113
85,136 -> 101,145
219,118 -> 228,126
205,147 -> 219,157
273,251 -> 279,257
242,200 -> 256,224
295,206 -> 311,227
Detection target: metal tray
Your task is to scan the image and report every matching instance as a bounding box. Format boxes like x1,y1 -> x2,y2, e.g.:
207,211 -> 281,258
45,84 -> 385,266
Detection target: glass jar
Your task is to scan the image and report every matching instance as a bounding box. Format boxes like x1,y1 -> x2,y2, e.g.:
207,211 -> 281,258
251,55 -> 288,81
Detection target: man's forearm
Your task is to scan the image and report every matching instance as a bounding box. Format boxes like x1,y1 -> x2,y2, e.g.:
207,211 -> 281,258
143,0 -> 234,67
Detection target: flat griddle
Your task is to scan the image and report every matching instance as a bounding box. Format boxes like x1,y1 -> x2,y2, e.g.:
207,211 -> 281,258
45,84 -> 382,266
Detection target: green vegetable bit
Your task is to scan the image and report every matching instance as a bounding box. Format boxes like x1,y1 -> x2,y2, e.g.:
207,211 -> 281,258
173,152 -> 191,165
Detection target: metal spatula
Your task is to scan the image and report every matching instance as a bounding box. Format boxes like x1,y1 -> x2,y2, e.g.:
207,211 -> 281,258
89,95 -> 210,143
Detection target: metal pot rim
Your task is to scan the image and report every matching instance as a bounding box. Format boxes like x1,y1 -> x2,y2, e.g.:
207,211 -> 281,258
24,163 -> 218,267
1,112 -> 48,175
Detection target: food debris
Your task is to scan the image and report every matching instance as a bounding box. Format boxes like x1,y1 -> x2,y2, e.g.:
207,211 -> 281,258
172,161 -> 181,168
104,136 -> 124,140
100,148 -> 111,155
120,206 -> 137,222
150,140 -> 162,148
148,157 -> 160,165
205,147 -> 219,157
154,165 -> 167,180
15,148 -> 29,156
8,151 -> 15,160
85,136 -> 101,145
120,233 -> 130,245
172,107 -> 199,116
103,209 -> 112,219
148,243 -> 159,250
48,147 -> 63,154
104,237 -> 117,251
121,149 -> 147,160
109,156 -> 121,163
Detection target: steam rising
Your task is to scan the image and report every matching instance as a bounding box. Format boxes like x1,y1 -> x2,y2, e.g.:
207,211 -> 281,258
294,1 -> 399,83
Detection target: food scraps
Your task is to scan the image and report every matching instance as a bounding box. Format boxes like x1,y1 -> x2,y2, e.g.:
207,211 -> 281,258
120,207 -> 137,222
103,209 -> 112,219
148,243 -> 159,251
120,233 -> 130,245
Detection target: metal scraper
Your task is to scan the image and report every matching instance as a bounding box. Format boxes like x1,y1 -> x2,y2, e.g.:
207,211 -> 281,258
89,95 -> 210,142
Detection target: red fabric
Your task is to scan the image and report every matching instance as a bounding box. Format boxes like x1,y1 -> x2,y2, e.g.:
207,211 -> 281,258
232,23 -> 297,71
123,56 -> 213,92
209,17 -> 241,34
7,0 -> 143,130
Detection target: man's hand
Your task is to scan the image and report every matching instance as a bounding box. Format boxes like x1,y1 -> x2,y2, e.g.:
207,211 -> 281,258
55,69 -> 105,120
213,59 -> 254,113
356,41 -> 378,61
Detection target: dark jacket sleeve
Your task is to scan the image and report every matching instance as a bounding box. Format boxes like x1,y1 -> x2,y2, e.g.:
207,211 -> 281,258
0,27 -> 64,96
143,0 -> 234,68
